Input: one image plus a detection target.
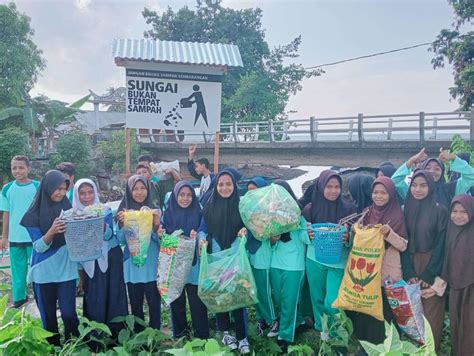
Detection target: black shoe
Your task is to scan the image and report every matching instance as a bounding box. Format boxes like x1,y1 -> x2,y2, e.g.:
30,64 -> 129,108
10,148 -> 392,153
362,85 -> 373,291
256,319 -> 268,336
13,298 -> 28,309
277,339 -> 288,354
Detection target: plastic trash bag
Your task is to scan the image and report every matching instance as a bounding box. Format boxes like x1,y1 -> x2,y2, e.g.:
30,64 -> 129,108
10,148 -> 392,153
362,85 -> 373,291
385,280 -> 425,344
198,236 -> 258,313
150,160 -> 180,181
158,229 -> 196,305
333,223 -> 385,320
123,208 -> 153,267
239,184 -> 301,241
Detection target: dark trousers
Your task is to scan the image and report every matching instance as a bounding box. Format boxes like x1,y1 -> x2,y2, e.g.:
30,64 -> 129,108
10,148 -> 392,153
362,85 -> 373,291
33,280 -> 79,346
216,307 -> 247,341
127,282 -> 161,331
83,246 -> 128,335
170,284 -> 209,339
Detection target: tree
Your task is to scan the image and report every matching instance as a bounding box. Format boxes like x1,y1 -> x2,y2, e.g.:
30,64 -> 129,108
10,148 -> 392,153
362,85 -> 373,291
0,127 -> 29,183
142,0 -> 322,123
96,130 -> 141,174
430,0 -> 474,110
0,2 -> 45,109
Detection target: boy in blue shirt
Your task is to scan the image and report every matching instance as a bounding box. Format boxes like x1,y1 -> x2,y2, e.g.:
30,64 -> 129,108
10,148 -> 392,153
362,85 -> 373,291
55,162 -> 75,203
0,155 -> 39,308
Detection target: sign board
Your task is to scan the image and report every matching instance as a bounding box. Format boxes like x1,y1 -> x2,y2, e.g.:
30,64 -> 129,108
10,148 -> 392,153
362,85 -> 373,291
126,68 -> 222,132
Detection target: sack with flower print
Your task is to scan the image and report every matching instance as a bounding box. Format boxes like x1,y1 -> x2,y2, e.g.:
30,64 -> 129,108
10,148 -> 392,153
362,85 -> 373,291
333,223 -> 385,321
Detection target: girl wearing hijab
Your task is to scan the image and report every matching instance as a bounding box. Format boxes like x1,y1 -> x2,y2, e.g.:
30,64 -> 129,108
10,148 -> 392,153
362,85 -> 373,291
348,174 -> 374,214
400,171 -> 448,351
116,175 -> 161,330
392,148 -> 474,208
198,170 -> 249,354
244,177 -> 276,337
302,170 -> 357,334
269,180 -> 310,350
161,181 -> 209,340
72,179 -> 128,336
350,176 -> 408,344
440,195 -> 474,355
374,161 -> 397,178
20,170 -> 79,346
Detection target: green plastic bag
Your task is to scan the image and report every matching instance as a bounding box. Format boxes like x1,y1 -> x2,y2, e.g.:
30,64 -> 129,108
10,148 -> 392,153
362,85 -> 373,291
198,236 -> 258,313
239,183 -> 301,241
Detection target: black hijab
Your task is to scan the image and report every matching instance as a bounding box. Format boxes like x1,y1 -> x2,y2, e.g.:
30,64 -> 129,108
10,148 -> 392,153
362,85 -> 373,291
302,170 -> 356,224
375,161 -> 397,178
404,170 -> 448,253
348,174 -> 374,214
273,179 -> 302,243
202,171 -> 244,251
421,158 -> 456,208
117,175 -> 155,212
20,170 -> 71,249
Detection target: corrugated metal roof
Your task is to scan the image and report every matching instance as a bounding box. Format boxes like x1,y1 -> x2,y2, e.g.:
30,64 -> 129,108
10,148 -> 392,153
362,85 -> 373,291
113,39 -> 243,67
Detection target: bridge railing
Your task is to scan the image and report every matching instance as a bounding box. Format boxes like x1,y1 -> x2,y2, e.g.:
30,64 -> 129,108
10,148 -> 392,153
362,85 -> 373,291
135,108 -> 474,145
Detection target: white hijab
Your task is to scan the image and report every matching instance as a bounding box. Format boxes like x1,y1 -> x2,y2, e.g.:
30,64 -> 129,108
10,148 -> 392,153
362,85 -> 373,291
73,179 -> 109,278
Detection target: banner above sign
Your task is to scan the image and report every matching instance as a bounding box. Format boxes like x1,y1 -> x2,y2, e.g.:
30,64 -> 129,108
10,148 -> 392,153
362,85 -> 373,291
126,68 -> 222,132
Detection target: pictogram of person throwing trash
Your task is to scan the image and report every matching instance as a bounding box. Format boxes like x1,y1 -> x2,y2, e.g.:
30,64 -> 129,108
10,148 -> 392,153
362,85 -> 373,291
180,84 -> 208,127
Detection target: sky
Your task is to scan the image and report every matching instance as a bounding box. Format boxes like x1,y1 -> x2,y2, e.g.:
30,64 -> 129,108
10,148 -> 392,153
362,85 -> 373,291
7,0 -> 460,118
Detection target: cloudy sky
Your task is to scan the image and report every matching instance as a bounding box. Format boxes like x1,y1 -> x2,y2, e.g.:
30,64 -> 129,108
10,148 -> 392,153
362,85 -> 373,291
7,0 -> 459,117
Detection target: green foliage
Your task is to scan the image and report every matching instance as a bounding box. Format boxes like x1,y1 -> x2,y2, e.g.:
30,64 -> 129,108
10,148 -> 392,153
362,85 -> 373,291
96,130 -> 141,174
450,134 -> 474,165
165,338 -> 232,355
247,323 -> 283,354
360,317 -> 436,356
0,295 -> 54,355
288,344 -> 314,355
49,130 -> 94,178
0,127 -> 29,182
318,311 -> 355,356
0,2 -> 45,109
429,1 -> 474,110
142,0 -> 322,123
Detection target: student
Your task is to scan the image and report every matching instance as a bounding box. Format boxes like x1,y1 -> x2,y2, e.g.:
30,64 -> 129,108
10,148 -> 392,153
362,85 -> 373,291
440,195 -> 474,356
188,144 -> 215,205
269,180 -> 309,351
136,163 -> 163,209
198,170 -> 250,354
0,155 -> 39,308
350,176 -> 408,345
374,161 -> 397,178
116,175 -> 161,331
400,171 -> 448,351
20,170 -> 79,346
348,174 -> 374,214
302,170 -> 356,334
72,179 -> 128,336
161,181 -> 209,339
392,148 -> 474,208
55,162 -> 75,203
245,178 -> 276,337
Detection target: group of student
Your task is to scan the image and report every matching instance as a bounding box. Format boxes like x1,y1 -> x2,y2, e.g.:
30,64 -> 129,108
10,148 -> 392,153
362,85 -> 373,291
0,146 -> 473,355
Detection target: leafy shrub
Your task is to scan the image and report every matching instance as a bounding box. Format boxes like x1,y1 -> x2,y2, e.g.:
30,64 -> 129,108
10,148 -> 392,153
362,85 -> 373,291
0,127 -> 29,182
96,130 -> 142,174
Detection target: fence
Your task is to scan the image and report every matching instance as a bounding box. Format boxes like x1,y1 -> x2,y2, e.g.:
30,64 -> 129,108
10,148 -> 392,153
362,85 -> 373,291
134,109 -> 474,146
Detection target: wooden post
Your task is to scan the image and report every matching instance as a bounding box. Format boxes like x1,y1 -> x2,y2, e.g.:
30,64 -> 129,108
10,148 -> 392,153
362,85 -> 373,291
387,118 -> 393,140
470,106 -> 474,146
268,119 -> 274,143
213,131 -> 220,174
419,111 -> 425,144
310,116 -> 315,143
125,127 -> 131,175
357,113 -> 364,143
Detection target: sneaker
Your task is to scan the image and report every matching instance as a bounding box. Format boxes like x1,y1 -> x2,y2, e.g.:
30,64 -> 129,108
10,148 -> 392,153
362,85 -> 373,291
277,339 -> 288,353
238,337 -> 250,354
222,333 -> 238,351
13,298 -> 28,309
256,319 -> 267,336
267,320 -> 279,338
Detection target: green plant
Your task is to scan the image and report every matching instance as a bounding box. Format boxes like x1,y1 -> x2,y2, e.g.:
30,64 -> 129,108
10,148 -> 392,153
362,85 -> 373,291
165,338 -> 232,355
359,316 -> 436,355
288,344 -> 313,355
49,130 -> 94,178
450,134 -> 474,165
96,130 -> 141,174
0,294 -> 54,355
0,127 -> 30,182
247,322 -> 282,354
58,317 -> 112,356
318,311 -> 355,356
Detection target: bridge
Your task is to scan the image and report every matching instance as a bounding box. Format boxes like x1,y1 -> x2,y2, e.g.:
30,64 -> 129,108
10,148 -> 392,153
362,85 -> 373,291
133,109 -> 473,167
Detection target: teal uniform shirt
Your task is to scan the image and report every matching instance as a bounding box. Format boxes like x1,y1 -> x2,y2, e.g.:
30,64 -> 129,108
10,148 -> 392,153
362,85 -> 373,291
249,239 -> 272,270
